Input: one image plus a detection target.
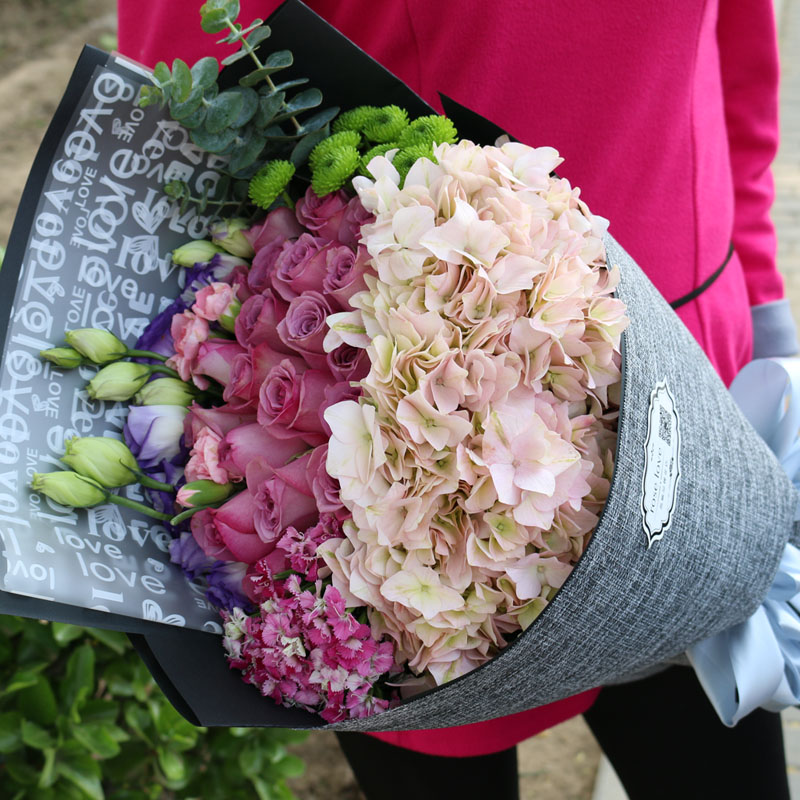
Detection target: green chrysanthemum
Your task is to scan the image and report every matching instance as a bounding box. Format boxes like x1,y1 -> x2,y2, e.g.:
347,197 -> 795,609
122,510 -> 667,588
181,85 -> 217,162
332,105 -> 379,134
310,133 -> 362,195
362,105 -> 409,143
398,115 -> 458,148
393,143 -> 437,183
359,142 -> 399,175
248,160 -> 296,209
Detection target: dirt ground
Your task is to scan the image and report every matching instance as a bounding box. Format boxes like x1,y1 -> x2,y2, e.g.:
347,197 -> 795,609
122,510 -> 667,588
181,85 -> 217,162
0,1 -> 602,797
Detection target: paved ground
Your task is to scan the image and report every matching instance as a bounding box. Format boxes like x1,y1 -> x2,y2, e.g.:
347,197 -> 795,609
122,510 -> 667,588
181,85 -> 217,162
593,0 -> 800,797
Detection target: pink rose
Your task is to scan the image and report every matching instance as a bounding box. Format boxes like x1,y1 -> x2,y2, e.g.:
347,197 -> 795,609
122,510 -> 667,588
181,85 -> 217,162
166,311 -> 209,385
257,359 -> 334,446
185,426 -> 229,484
194,282 -> 237,322
244,206 -> 304,252
296,186 -> 350,242
252,475 -> 318,546
272,234 -> 332,302
193,339 -> 247,387
339,196 -> 374,247
247,239 -> 284,295
322,245 -> 371,307
218,422 -> 306,481
214,489 -> 274,564
276,291 -> 333,370
184,403 -> 256,447
326,343 -> 368,382
234,291 -> 291,352
190,508 -> 236,561
223,343 -> 303,411
308,445 -> 347,519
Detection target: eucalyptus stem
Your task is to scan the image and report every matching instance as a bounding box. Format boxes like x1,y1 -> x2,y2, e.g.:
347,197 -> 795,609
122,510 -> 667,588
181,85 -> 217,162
225,18 -> 302,132
107,494 -> 172,521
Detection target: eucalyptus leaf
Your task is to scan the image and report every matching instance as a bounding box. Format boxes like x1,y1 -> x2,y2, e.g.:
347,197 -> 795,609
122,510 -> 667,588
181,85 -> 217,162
254,91 -> 285,128
245,26 -> 272,48
191,56 -> 219,89
220,48 -> 251,67
152,61 -> 171,88
190,125 -> 238,153
229,86 -> 259,127
238,50 -> 293,85
199,8 -> 228,34
171,59 -> 193,103
297,106 -> 340,135
290,127 -> 329,167
179,106 -> 207,130
205,91 -> 244,133
271,77 -> 310,93
228,129 -> 265,173
169,86 -> 203,120
276,87 -> 323,118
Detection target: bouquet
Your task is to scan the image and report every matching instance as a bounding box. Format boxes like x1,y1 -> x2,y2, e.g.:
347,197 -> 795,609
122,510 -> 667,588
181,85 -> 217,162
3,0 -> 799,731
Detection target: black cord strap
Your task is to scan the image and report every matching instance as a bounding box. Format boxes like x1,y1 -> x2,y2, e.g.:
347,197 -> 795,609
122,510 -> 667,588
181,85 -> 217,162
669,241 -> 735,310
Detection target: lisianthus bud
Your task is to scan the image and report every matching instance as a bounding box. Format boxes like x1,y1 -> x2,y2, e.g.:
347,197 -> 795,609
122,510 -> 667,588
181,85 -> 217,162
135,377 -> 195,406
40,347 -> 83,369
61,436 -> 140,488
64,329 -> 126,364
87,362 -> 152,401
210,218 -> 255,259
172,240 -> 225,267
177,480 -> 235,508
31,471 -> 107,508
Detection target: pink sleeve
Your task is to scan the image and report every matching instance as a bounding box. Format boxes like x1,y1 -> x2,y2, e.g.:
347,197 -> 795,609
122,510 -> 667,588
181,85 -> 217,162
716,0 -> 783,306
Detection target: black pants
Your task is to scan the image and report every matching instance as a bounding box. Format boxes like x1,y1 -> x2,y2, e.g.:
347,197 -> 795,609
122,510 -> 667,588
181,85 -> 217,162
335,667 -> 790,800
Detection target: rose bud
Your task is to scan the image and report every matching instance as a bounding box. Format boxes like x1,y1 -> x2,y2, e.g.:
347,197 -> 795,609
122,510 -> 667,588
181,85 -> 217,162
60,436 -> 139,488
176,479 -> 235,508
135,377 -> 195,406
125,405 -> 188,469
295,186 -> 350,241
243,206 -> 303,252
87,362 -> 152,401
171,239 -> 225,267
193,339 -> 247,387
31,471 -> 107,508
218,422 -> 306,481
210,218 -> 255,259
40,347 -> 83,369
193,282 -> 242,333
65,328 -> 127,364
277,291 -> 334,370
214,490 -> 274,563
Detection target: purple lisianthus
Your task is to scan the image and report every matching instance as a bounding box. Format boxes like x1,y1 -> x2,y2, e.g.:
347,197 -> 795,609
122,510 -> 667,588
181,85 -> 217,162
205,560 -> 253,612
136,297 -> 187,357
169,531 -> 215,579
180,253 -> 248,304
124,405 -> 188,470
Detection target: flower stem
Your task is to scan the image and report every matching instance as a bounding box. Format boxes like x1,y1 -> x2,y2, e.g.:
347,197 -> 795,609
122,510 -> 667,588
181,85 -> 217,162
107,494 -> 172,521
127,349 -> 168,362
170,503 -> 217,526
137,473 -> 176,493
281,190 -> 295,209
147,364 -> 181,380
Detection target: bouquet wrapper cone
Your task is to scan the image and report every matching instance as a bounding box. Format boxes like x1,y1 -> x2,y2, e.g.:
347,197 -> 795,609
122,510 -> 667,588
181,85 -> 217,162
1,0 -> 797,730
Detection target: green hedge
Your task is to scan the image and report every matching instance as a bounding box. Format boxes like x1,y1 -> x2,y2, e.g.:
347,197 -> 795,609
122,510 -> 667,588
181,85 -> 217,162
0,616 -> 307,799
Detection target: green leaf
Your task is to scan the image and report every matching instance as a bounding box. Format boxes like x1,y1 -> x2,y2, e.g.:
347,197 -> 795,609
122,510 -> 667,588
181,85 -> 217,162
290,127 -> 329,167
228,129 -> 265,173
0,711 -> 23,752
38,747 -> 58,789
190,125 -> 238,153
6,754 -> 40,785
238,746 -> 263,778
21,719 -> 56,750
80,699 -> 117,725
152,61 -> 171,88
297,106 -> 340,136
205,91 -> 244,133
138,85 -> 163,108
171,59 -> 193,103
157,748 -> 186,783
273,753 -> 305,779
57,753 -> 104,800
170,87 -> 204,120
254,91 -> 285,128
124,704 -> 153,745
191,56 -> 219,90
245,26 -> 272,48
220,48 -> 251,67
72,722 -> 122,759
52,623 -> 85,647
86,628 -> 128,656
61,644 -> 95,717
3,664 -> 46,697
272,88 -> 322,121
17,675 -> 58,726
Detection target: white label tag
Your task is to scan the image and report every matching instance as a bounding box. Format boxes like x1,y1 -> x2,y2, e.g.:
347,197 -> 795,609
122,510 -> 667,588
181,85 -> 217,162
641,380 -> 681,547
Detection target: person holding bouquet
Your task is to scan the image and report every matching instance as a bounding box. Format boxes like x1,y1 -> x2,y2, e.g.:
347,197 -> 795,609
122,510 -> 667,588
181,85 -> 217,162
117,0 -> 798,797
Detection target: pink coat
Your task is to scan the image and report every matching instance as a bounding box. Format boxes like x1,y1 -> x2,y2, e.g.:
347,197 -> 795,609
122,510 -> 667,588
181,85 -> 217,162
118,0 -> 794,756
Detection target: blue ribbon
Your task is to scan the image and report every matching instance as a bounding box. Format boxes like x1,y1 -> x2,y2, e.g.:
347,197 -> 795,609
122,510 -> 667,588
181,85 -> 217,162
687,357 -> 800,725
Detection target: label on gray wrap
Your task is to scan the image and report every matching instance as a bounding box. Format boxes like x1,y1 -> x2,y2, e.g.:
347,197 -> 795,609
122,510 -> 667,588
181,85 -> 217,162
640,380 -> 681,548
